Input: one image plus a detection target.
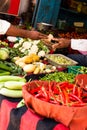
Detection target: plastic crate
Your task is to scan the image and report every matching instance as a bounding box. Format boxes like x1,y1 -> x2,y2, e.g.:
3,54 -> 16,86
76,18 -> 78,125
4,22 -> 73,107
68,66 -> 83,74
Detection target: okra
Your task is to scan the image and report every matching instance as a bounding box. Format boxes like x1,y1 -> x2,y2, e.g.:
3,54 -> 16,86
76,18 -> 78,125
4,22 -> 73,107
0,63 -> 12,72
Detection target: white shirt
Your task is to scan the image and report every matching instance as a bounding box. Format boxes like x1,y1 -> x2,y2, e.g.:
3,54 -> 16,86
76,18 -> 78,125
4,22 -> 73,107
71,39 -> 87,55
0,19 -> 11,35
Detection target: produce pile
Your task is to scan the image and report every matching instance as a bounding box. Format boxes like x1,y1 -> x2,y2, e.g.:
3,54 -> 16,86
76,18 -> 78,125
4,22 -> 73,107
0,75 -> 26,98
13,38 -> 50,57
0,60 -> 26,76
58,32 -> 87,39
40,72 -> 75,83
26,79 -> 87,107
0,38 -> 56,75
0,36 -> 87,106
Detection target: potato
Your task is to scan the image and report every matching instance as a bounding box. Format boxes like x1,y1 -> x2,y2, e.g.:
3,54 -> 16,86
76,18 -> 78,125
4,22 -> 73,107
33,66 -> 40,74
23,64 -> 36,73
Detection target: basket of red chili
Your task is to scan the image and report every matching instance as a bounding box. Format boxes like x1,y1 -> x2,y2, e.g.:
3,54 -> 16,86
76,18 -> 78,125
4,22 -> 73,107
22,79 -> 87,129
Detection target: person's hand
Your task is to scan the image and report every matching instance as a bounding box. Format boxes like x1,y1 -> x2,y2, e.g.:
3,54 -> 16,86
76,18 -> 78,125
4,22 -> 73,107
27,30 -> 48,40
51,38 -> 71,51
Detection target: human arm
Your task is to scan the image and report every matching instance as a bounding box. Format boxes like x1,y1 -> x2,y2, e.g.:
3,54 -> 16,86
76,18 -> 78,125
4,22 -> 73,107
51,38 -> 71,51
51,38 -> 87,53
6,25 -> 47,40
0,19 -> 47,40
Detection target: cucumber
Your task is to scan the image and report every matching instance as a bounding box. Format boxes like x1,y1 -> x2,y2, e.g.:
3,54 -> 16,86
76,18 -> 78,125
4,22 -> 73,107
0,82 -> 4,89
4,81 -> 25,90
0,88 -> 22,98
0,75 -> 26,82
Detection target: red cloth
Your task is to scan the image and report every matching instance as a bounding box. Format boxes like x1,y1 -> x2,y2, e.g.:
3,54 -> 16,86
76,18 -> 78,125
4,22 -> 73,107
0,94 -> 69,130
7,0 -> 20,15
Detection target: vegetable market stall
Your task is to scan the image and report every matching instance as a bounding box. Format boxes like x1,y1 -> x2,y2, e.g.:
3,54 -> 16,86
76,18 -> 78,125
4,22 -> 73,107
0,37 -> 87,130
0,37 -> 69,130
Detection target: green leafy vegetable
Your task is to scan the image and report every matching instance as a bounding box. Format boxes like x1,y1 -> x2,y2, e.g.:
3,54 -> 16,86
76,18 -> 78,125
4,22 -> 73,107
40,72 -> 76,83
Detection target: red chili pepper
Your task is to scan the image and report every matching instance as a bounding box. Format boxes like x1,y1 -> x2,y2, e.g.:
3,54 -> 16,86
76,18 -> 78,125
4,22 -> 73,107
41,87 -> 48,97
48,89 -> 60,104
62,89 -> 70,105
70,102 -> 86,107
57,85 -> 65,105
34,86 -> 49,102
82,92 -> 87,98
82,98 -> 87,103
47,82 -> 60,104
68,83 -> 74,89
53,86 -> 59,94
57,81 -> 69,88
30,87 -> 41,95
35,92 -> 43,98
69,93 -> 83,103
49,100 -> 58,104
77,87 -> 82,98
73,84 -> 77,95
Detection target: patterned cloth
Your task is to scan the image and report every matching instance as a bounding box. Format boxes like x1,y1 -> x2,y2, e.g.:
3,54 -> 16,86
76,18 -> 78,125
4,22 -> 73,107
0,94 -> 69,130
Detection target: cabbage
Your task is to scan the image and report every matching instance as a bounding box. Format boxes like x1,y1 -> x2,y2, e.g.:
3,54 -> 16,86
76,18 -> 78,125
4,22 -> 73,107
0,48 -> 9,60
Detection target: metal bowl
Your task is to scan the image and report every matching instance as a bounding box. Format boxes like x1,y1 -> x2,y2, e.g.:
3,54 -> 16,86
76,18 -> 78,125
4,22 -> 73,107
36,22 -> 54,31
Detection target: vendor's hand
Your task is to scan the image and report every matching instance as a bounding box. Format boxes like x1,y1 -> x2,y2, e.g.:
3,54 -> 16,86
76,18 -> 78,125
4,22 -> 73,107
51,38 -> 71,51
27,30 -> 48,40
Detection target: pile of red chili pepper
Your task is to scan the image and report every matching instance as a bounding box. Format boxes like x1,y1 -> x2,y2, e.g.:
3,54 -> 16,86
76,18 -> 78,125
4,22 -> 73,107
29,81 -> 87,107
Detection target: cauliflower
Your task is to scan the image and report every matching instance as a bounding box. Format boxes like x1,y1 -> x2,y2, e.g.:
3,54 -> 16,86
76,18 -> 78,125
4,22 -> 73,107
20,48 -> 26,53
33,40 -> 40,45
30,45 -> 39,54
19,38 -> 24,45
38,50 -> 45,57
28,50 -> 37,55
13,43 -> 20,48
22,41 -> 32,49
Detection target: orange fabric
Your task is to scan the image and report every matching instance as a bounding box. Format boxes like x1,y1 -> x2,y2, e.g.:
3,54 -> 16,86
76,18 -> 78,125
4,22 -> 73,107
69,106 -> 87,130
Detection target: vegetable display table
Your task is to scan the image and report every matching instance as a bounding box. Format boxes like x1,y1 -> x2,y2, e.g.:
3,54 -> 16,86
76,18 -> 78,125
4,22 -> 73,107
0,94 -> 69,130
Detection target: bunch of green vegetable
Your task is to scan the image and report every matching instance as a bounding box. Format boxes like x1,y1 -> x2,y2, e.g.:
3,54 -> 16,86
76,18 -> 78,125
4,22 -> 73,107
40,72 -> 76,83
0,40 -> 8,47
78,66 -> 87,73
0,60 -> 26,76
13,38 -> 50,57
8,47 -> 25,59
